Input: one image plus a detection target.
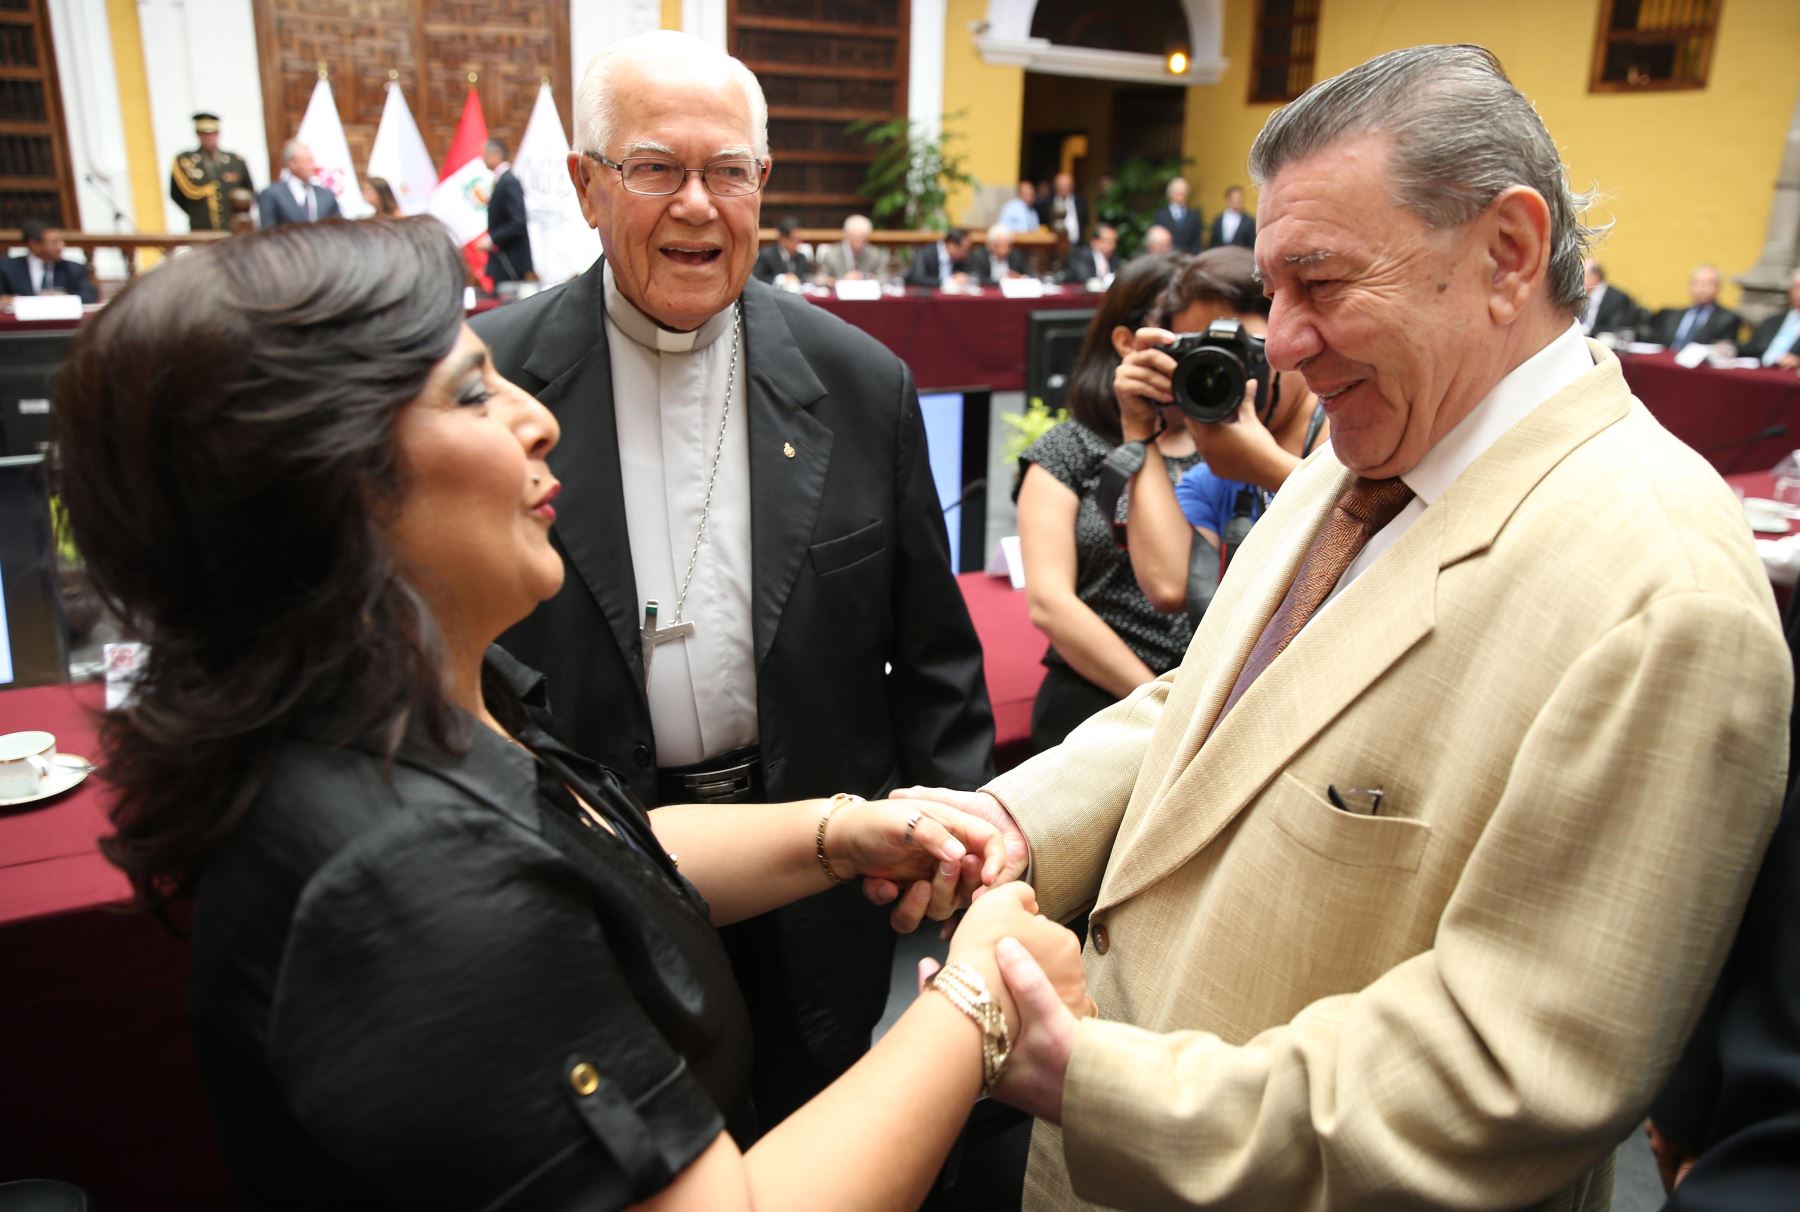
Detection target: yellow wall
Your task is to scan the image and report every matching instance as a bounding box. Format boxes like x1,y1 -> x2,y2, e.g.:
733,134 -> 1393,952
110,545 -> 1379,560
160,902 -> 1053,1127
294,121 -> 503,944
941,0 -> 1026,221
1178,0 -> 1800,310
661,0 -> 682,30
105,0 -> 165,238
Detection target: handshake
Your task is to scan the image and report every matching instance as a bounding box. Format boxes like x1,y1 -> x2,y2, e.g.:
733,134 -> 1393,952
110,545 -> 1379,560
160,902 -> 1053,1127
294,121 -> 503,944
820,786 -> 1086,1120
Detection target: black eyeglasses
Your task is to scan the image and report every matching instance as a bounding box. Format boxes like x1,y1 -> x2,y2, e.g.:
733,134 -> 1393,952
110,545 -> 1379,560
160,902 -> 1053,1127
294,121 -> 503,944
586,152 -> 767,198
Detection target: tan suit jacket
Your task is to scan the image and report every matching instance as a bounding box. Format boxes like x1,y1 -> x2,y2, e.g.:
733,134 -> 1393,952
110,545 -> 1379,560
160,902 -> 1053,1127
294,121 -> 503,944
988,344 -> 1790,1211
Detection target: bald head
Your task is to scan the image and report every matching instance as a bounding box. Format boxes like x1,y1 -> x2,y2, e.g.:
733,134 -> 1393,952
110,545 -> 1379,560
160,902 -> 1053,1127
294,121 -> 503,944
574,29 -> 768,161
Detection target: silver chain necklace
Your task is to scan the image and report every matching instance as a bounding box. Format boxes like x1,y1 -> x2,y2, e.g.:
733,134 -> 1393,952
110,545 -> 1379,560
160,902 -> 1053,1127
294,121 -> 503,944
641,301 -> 740,683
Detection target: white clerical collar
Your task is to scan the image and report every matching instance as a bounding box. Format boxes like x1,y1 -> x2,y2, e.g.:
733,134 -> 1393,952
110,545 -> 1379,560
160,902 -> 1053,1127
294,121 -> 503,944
603,260 -> 736,354
1401,320 -> 1594,506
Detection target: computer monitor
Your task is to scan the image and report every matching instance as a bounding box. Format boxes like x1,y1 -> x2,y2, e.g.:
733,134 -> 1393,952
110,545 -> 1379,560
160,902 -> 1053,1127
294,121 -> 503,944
0,331 -> 72,458
1024,307 -> 1096,412
0,454 -> 70,687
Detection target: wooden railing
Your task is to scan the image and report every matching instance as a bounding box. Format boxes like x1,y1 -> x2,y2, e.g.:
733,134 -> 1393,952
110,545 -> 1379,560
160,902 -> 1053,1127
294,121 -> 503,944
0,231 -> 229,280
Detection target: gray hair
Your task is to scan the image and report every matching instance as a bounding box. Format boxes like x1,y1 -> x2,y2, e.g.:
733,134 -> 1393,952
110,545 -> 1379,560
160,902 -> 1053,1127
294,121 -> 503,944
1247,44 -> 1599,316
573,30 -> 769,162
281,140 -> 307,165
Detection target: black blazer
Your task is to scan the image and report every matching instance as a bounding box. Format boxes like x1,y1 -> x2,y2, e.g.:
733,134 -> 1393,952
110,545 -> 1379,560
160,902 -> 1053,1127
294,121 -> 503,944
257,180 -> 341,228
472,262 -> 994,1096
0,254 -> 97,304
751,243 -> 811,284
1741,310 -> 1799,361
1207,210 -> 1256,249
1150,204 -> 1203,254
188,650 -> 754,1209
968,245 -> 1029,285
904,242 -> 970,288
1648,304 -> 1742,349
485,169 -> 533,282
1584,284 -> 1637,335
1064,243 -> 1112,284
1037,192 -> 1088,241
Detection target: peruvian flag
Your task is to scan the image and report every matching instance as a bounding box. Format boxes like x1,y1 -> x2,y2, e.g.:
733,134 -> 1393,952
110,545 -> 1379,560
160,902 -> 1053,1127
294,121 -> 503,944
429,86 -> 493,284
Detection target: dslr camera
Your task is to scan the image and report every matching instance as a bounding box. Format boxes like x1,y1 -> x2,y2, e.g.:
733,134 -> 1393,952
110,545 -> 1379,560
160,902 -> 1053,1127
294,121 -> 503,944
1164,318 -> 1275,424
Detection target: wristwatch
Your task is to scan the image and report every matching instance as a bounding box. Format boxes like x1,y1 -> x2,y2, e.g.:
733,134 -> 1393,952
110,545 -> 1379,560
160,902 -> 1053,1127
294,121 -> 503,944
1095,440 -> 1149,549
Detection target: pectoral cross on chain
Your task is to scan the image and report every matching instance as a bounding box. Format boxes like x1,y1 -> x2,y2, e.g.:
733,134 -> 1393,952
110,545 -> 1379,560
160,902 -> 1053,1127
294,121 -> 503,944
641,600 -> 695,687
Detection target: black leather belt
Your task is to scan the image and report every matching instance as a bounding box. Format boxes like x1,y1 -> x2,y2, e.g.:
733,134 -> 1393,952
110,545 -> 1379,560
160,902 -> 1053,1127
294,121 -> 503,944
656,744 -> 763,804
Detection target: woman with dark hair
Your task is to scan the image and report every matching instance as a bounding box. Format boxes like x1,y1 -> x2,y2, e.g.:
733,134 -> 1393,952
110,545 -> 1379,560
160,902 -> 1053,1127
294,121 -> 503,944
1012,251 -> 1201,751
54,218 -> 1084,1211
361,175 -> 402,217
1112,246 -> 1327,583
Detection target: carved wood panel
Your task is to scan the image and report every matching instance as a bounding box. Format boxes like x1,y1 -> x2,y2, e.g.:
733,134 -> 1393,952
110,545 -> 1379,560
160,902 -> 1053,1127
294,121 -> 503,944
0,0 -> 77,228
252,0 -> 570,185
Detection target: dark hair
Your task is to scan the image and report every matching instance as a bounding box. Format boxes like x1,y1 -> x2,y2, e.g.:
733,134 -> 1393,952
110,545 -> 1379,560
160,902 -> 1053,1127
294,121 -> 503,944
485,136 -> 508,159
1151,246 -> 1266,329
777,214 -> 801,237
364,176 -> 401,217
22,218 -> 52,244
946,227 -> 968,245
1065,251 -> 1187,445
54,218 -> 470,916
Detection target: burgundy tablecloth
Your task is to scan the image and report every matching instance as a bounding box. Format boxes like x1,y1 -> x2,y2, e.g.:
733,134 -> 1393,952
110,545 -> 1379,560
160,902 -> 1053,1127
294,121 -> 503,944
808,288 -> 1099,392
0,683 -> 234,1206
957,572 -> 1046,772
1622,354 -> 1800,475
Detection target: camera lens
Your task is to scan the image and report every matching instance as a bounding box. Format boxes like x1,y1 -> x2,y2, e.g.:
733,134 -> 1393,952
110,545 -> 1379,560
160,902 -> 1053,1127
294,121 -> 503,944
1171,348 -> 1247,424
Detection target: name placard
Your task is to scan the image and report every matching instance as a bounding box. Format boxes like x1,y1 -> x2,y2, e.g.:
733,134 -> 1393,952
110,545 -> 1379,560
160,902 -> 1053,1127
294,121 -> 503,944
834,279 -> 883,301
999,277 -> 1045,299
11,295 -> 83,321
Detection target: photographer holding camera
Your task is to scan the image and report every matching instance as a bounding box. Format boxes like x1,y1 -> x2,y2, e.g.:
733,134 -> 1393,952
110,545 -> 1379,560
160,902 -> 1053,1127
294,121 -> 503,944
1112,248 -> 1328,591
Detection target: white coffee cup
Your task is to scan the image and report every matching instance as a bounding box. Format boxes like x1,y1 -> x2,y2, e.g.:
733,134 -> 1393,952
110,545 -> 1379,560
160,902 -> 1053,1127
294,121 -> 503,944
0,730 -> 58,798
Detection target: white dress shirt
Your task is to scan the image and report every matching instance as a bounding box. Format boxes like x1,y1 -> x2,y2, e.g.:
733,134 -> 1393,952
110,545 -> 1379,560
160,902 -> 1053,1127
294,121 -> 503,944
284,172 -> 315,220
1220,209 -> 1243,244
1318,322 -> 1596,618
25,253 -> 49,293
603,262 -> 758,766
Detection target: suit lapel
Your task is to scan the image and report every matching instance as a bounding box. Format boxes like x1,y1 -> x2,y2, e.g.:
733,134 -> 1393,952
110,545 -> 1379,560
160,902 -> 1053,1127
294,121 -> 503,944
1097,344 -> 1637,910
522,261 -> 649,688
741,281 -> 830,668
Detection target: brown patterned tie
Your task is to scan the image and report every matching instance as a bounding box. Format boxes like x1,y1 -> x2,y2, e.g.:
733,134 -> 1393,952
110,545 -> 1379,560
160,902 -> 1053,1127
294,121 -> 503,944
1212,476 -> 1415,729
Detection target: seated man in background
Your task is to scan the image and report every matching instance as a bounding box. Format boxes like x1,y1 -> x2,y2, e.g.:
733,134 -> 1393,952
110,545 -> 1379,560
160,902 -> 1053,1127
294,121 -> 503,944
894,43 -> 1790,1212
1648,263 -> 1742,349
1063,223 -> 1117,286
1740,266 -> 1800,369
816,213 -> 884,281
999,180 -> 1041,232
905,226 -> 975,288
973,224 -> 1030,284
0,219 -> 98,305
1581,258 -> 1636,336
1139,225 -> 1175,257
752,214 -> 811,287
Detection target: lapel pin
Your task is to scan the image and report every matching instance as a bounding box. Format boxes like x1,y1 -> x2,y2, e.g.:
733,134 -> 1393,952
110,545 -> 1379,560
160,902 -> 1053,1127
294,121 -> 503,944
782,441 -> 796,459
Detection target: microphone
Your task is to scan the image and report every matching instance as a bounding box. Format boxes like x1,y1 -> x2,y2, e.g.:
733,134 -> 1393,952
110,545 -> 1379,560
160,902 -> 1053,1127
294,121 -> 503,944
942,477 -> 987,516
1699,424 -> 1787,455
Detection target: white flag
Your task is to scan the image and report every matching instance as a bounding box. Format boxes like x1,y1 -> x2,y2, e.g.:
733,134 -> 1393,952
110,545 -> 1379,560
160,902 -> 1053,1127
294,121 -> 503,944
294,77 -> 372,219
366,82 -> 437,216
515,82 -> 598,284
429,156 -> 494,247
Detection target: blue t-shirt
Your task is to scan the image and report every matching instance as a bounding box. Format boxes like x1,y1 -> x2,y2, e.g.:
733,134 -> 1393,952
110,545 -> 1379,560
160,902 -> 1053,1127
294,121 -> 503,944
1176,464 -> 1264,537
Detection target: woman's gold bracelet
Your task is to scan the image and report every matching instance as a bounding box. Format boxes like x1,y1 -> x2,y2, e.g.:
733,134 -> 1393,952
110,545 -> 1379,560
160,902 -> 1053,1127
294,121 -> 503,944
927,960 -> 1012,1094
815,792 -> 862,885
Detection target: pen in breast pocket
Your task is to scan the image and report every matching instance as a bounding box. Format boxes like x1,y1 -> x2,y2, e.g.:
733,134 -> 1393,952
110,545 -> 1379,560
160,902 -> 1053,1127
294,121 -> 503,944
1326,784 -> 1384,816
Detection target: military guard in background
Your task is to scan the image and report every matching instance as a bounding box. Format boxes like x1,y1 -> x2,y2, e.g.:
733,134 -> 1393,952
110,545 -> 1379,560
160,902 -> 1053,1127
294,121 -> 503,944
169,113 -> 253,232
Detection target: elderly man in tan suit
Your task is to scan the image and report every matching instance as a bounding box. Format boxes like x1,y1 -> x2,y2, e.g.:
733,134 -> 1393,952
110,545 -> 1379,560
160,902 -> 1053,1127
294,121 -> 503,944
891,45 -> 1790,1211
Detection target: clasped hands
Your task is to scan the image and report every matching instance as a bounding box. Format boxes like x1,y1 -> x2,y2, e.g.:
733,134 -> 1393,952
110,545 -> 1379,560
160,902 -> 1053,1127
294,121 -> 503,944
819,787 -> 1083,1121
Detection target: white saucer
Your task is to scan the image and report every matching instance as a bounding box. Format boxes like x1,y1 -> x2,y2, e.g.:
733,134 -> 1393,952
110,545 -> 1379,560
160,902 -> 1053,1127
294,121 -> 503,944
0,752 -> 93,808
